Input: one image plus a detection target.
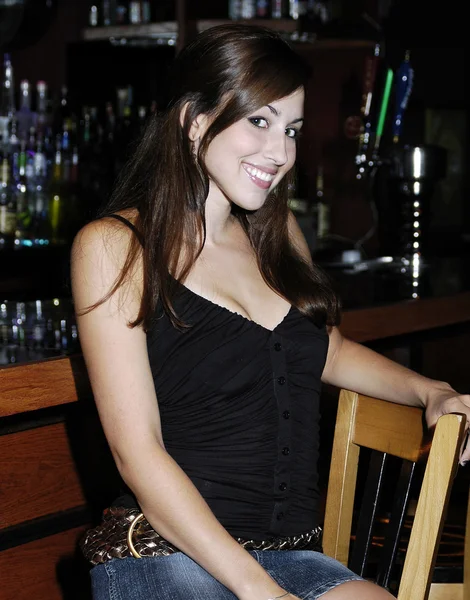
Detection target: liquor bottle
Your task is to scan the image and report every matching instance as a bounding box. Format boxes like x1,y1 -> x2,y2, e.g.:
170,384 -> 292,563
53,85 -> 70,137
17,80 -> 34,140
35,81 -> 49,136
48,137 -> 64,245
31,300 -> 46,350
289,0 -> 307,20
102,0 -> 117,26
141,0 -> 151,23
256,0 -> 269,18
137,105 -> 147,134
271,0 -> 289,18
31,134 -> 50,243
0,147 -> 16,246
315,165 -> 330,241
89,3 -> 99,26
15,139 -> 32,244
115,1 -> 129,24
240,0 -> 256,19
129,1 -> 142,24
229,0 -> 241,19
0,54 -> 15,153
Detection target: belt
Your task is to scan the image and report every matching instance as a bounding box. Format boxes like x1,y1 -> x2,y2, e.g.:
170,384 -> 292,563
80,506 -> 323,566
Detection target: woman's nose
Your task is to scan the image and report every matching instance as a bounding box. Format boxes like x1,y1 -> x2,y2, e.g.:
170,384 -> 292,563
264,131 -> 289,166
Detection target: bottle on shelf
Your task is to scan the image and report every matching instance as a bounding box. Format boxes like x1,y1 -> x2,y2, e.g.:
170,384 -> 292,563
129,1 -> 142,24
315,164 -> 330,242
15,138 -> 32,244
0,54 -> 15,153
31,133 -> 50,243
229,0 -> 242,20
240,0 -> 256,19
16,80 -> 35,141
115,1 -> 129,24
102,0 -> 117,26
288,0 -> 308,21
271,0 -> 289,18
0,145 -> 16,246
256,0 -> 269,18
48,135 -> 64,245
89,3 -> 99,27
141,0 -> 151,23
35,80 -> 49,137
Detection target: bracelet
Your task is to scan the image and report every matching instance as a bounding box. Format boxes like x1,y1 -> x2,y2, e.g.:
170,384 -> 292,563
268,593 -> 290,600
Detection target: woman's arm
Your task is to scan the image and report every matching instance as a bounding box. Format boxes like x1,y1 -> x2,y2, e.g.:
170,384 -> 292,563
322,328 -> 470,463
71,218 -> 296,600
287,211 -> 470,463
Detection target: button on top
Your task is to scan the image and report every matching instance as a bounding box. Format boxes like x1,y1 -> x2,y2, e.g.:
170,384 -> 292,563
274,342 -> 282,351
277,376 -> 286,385
282,410 -> 290,420
278,482 -> 287,491
282,447 -> 290,456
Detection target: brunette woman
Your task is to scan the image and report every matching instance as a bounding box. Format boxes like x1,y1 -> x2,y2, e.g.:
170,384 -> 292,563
72,24 -> 470,600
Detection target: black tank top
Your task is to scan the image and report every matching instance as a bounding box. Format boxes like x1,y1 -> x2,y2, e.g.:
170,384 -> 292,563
108,214 -> 329,539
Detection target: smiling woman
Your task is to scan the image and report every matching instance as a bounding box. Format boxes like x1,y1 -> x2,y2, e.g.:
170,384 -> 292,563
71,23 -> 418,600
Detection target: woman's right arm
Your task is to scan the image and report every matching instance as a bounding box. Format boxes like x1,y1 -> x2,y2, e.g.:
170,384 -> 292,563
71,218 -> 298,600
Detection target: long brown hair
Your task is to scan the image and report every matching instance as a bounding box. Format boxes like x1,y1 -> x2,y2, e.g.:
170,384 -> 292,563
95,24 -> 341,330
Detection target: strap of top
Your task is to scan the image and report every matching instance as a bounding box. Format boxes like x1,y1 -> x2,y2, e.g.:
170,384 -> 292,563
108,213 -> 144,246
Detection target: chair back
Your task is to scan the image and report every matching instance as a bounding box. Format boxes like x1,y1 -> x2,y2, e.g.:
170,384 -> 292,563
323,389 -> 468,600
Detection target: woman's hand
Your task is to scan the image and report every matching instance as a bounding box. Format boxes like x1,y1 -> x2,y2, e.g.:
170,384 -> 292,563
424,382 -> 470,464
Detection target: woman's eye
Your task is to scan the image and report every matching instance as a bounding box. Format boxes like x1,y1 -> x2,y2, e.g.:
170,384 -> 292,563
249,117 -> 268,128
286,127 -> 300,139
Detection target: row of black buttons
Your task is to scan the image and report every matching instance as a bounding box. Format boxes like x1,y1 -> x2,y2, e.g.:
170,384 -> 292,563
270,334 -> 290,533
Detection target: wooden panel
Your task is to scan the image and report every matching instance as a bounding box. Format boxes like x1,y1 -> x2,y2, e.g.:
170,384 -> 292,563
354,394 -> 424,462
398,414 -> 466,600
0,525 -> 91,600
0,422 -> 86,528
0,355 -> 91,418
340,292 -> 470,343
323,389 -> 360,565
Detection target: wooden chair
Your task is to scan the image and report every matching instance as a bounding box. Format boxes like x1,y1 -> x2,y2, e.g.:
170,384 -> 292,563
323,389 -> 468,600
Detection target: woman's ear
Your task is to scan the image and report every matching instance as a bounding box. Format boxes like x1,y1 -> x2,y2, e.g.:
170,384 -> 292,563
180,102 -> 210,142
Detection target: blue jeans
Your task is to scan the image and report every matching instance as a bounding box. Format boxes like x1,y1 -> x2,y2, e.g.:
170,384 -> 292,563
91,550 -> 363,599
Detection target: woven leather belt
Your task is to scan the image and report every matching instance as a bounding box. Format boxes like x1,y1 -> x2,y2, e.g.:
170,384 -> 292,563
80,506 -> 323,566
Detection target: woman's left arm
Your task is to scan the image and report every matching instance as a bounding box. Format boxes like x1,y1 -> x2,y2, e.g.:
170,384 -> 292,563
286,209 -> 470,462
323,327 -> 470,463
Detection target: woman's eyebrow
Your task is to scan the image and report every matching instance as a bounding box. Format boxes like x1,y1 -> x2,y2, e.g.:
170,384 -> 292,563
265,105 -> 303,125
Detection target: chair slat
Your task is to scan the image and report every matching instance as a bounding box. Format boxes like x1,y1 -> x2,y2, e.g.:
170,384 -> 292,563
397,413 -> 466,600
349,452 -> 387,576
376,460 -> 416,589
354,394 -> 424,462
323,389 -> 360,565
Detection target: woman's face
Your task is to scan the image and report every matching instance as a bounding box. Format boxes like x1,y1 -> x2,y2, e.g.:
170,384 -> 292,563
200,87 -> 305,212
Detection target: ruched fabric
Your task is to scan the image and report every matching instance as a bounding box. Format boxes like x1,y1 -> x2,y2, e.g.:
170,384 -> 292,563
131,283 -> 329,540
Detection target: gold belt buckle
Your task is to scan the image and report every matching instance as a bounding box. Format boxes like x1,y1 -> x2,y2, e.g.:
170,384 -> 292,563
127,512 -> 145,558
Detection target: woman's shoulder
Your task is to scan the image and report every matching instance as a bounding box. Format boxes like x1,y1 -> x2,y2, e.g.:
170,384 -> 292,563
71,208 -> 143,298
72,209 -> 140,257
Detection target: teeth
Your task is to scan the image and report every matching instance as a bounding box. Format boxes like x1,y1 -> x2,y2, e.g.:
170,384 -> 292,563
244,166 -> 275,182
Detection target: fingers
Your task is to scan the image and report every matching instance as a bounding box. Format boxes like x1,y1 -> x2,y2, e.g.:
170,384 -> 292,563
459,429 -> 470,466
